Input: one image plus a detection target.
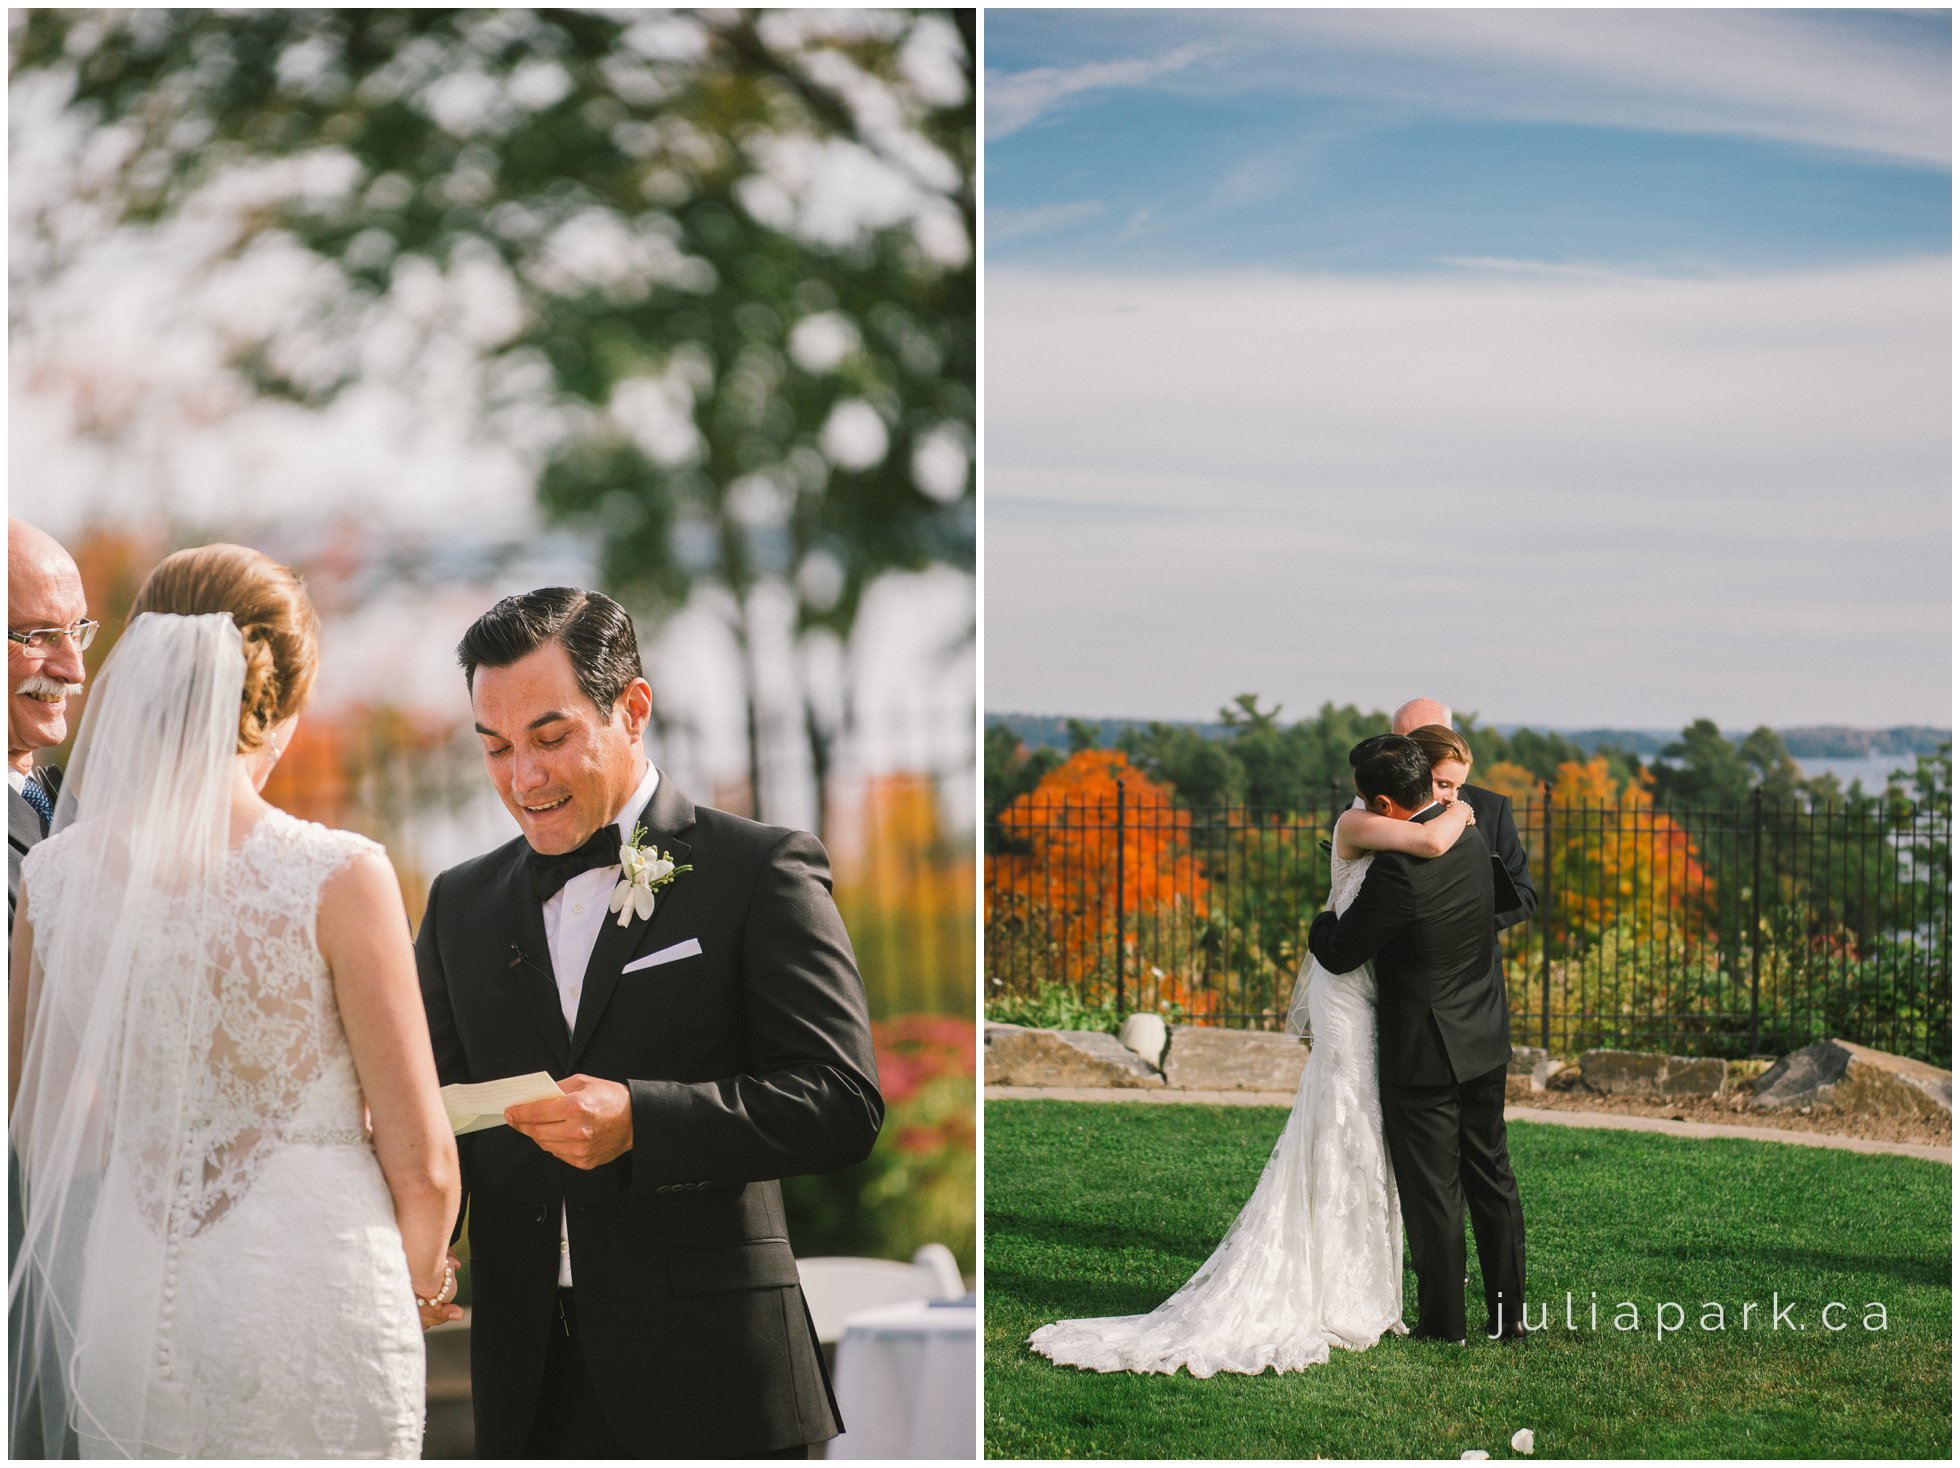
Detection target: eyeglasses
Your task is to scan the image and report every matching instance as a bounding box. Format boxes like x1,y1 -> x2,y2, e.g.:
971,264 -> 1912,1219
7,619 -> 99,654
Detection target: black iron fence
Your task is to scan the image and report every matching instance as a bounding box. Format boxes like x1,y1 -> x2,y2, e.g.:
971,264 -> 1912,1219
984,784 -> 1952,1066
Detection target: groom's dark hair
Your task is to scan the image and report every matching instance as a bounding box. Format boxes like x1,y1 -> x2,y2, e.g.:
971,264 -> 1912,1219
1351,735 -> 1432,810
458,587 -> 644,718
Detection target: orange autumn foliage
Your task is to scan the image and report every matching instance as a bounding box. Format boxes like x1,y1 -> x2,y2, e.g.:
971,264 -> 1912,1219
828,772 -> 975,1019
1480,755 -> 1709,946
988,750 -> 1210,992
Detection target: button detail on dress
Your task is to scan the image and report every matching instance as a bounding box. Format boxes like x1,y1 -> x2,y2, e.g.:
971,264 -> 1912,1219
572,903 -> 585,914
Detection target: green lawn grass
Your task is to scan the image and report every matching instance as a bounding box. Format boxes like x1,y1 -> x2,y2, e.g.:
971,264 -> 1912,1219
984,1101 -> 1951,1459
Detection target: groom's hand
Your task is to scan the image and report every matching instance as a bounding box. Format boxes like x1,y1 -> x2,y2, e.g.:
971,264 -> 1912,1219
504,1074 -> 634,1169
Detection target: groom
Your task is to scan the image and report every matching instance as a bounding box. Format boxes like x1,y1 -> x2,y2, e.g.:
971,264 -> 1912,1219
1308,736 -> 1527,1344
415,588 -> 883,1457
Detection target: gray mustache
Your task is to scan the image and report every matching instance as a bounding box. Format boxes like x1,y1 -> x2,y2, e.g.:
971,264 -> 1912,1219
14,675 -> 84,699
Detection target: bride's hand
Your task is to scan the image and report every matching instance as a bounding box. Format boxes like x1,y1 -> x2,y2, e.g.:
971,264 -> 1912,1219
415,1250 -> 465,1331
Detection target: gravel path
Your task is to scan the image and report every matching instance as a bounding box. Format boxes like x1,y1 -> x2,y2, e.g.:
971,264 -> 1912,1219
983,1086 -> 1951,1164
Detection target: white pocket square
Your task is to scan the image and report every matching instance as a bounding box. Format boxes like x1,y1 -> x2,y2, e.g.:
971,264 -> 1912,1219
623,938 -> 703,974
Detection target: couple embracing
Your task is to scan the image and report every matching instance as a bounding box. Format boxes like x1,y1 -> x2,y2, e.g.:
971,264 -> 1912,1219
10,540 -> 880,1458
1030,705 -> 1532,1375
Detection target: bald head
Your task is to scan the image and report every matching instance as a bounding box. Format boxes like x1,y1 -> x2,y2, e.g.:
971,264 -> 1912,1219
8,520 -> 76,586
9,519 -> 89,773
1391,698 -> 1451,736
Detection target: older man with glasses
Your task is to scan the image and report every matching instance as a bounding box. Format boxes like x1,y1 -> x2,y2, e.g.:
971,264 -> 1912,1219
8,519 -> 93,921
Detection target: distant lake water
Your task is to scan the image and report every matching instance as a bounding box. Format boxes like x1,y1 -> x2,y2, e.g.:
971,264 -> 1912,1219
1792,753 -> 1933,792
1639,751 -> 1936,795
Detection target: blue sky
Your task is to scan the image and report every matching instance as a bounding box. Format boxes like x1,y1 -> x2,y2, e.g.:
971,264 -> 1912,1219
984,8 -> 1951,729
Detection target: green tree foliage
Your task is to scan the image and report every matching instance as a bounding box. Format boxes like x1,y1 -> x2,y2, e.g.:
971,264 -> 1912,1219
1468,721 -> 1643,786
1215,691 -> 1282,732
982,722 -> 1059,851
11,8 -> 974,815
1650,718 -> 1754,809
1112,699 -> 1384,812
1115,721 -> 1244,807
1901,744 -> 1951,855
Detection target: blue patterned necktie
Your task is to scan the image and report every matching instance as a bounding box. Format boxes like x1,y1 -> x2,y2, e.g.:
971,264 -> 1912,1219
20,774 -> 54,833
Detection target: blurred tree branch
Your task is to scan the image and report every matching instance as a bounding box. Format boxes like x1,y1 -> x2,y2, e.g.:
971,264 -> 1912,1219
11,7 -> 975,822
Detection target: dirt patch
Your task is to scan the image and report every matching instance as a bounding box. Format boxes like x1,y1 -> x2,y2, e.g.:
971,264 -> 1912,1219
1512,1084 -> 1951,1148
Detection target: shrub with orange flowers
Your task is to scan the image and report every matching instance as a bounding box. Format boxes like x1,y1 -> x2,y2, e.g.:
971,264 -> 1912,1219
987,750 -> 1212,1014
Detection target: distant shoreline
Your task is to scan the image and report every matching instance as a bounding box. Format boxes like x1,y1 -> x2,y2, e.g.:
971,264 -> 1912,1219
986,712 -> 1950,764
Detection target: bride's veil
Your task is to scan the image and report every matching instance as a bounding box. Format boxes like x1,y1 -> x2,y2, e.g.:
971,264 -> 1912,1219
9,611 -> 244,1456
1284,796 -> 1363,1039
1283,954 -> 1314,1039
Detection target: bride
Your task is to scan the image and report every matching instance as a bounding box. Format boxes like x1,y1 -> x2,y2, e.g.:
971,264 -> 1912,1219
9,544 -> 461,1457
1027,731 -> 1476,1376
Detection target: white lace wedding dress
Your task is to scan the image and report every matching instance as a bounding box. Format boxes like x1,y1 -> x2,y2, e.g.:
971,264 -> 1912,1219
19,809 -> 424,1457
1026,845 -> 1406,1376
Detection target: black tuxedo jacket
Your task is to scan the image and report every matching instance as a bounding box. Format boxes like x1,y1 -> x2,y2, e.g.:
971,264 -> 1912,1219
1308,805 -> 1508,1086
415,773 -> 883,1457
1460,782 -> 1536,933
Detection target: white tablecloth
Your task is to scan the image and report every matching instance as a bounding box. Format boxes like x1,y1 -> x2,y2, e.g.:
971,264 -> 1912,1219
827,1297 -> 976,1460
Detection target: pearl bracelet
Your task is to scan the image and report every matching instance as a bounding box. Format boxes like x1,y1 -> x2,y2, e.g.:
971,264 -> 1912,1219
416,1263 -> 457,1309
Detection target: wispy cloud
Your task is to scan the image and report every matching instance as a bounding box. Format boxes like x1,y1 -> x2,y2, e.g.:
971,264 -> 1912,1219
985,41 -> 1219,139
985,256 -> 1951,725
986,199 -> 1105,246
989,11 -> 1949,167
1272,8 -> 1951,167
1432,256 -> 1675,284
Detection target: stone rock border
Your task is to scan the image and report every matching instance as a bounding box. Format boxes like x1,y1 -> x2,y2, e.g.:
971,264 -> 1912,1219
1161,1024 -> 1308,1092
1751,1038 -> 1952,1121
985,1024 -> 1951,1130
983,1024 -> 1162,1088
984,1021 -> 1307,1092
1578,1048 -> 1727,1099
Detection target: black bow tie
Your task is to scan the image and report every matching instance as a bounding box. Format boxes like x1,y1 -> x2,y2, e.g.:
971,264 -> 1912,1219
526,825 -> 621,903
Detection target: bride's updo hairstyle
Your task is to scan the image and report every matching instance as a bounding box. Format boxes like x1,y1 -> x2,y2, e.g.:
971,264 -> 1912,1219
129,543 -> 321,754
1406,723 -> 1472,771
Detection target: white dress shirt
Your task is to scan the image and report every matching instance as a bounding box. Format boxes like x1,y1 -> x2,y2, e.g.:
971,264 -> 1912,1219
539,758 -> 660,1286
8,767 -> 26,793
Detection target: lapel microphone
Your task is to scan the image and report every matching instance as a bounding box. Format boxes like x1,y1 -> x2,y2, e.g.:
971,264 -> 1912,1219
510,944 -> 554,983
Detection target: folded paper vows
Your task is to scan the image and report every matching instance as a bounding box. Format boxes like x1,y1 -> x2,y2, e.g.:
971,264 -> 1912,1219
441,1072 -> 564,1135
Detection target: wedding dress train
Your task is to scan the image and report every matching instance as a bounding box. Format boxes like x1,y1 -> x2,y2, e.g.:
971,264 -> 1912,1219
1026,846 -> 1405,1376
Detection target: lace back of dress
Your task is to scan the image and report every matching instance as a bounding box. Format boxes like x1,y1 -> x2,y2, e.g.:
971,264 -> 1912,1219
179,815 -> 372,1231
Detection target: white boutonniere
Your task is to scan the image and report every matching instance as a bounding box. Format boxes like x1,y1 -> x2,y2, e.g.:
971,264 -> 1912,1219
610,824 -> 691,928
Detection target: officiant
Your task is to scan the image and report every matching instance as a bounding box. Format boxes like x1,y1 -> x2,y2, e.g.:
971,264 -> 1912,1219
7,520 -> 90,927
1393,699 -> 1538,976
